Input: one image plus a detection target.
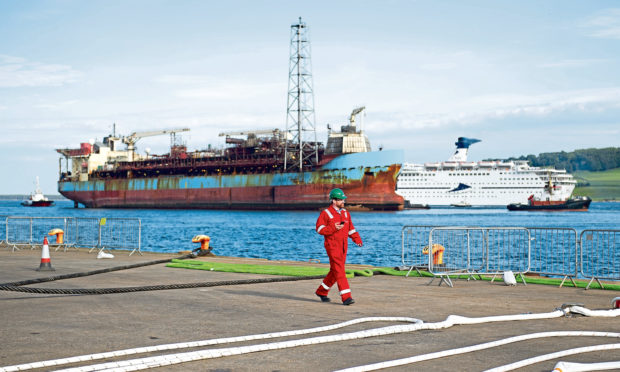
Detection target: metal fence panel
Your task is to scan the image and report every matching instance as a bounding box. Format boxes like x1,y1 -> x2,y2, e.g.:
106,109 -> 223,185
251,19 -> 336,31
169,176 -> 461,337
4,216 -> 141,255
428,227 -> 479,275
580,229 -> 620,288
424,227 -> 530,287
6,217 -> 72,251
98,218 -> 142,255
401,225 -> 437,269
528,227 -> 578,282
0,215 -> 8,244
483,228 -> 530,274
71,218 -> 101,249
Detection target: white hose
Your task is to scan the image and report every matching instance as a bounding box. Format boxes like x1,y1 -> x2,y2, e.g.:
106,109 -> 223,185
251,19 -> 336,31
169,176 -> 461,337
486,344 -> 620,372
0,317 -> 422,372
337,332 -> 620,372
570,306 -> 620,317
52,309 -> 574,372
1,307 -> 618,372
552,360 -> 620,372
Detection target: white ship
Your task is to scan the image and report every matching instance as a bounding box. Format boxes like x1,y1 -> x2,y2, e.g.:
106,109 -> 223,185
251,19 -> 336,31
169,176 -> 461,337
396,138 -> 576,207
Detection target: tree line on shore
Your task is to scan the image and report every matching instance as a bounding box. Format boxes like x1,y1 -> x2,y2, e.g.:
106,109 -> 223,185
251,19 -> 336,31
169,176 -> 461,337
497,147 -> 620,172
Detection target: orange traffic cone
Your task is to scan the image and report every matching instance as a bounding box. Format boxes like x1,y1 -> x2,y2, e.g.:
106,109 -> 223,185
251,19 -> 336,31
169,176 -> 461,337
36,237 -> 55,271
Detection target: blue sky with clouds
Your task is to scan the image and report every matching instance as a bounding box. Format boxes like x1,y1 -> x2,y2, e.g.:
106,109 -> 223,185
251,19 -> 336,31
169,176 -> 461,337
1,0 -> 619,194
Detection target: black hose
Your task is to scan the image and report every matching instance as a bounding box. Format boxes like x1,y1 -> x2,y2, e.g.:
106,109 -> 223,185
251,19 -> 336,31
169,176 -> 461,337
0,254 -> 195,287
0,275 -> 326,295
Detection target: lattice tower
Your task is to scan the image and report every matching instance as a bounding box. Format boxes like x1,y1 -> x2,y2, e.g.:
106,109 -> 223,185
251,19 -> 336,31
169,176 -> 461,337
284,17 -> 318,171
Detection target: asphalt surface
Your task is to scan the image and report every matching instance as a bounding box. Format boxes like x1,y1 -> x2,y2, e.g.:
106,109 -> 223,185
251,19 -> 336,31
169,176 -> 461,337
0,246 -> 619,372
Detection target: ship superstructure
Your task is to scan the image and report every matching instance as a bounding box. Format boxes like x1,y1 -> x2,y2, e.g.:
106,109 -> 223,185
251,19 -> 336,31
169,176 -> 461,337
396,137 -> 576,207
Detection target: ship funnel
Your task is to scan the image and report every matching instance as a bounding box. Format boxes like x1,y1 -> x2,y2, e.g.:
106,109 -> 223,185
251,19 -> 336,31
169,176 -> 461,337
448,137 -> 481,162
455,137 -> 481,149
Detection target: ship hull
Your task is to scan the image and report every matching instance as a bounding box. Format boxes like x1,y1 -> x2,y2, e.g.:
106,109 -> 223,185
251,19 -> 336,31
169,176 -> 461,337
58,162 -> 404,211
21,200 -> 54,207
507,197 -> 591,212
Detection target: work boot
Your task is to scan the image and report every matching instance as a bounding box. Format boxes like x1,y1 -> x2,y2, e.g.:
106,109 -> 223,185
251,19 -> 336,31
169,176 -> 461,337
316,293 -> 331,302
342,298 -> 355,306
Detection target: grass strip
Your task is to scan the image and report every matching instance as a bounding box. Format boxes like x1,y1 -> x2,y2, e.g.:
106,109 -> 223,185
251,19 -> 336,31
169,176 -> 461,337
167,260 -> 619,290
168,259 -> 363,278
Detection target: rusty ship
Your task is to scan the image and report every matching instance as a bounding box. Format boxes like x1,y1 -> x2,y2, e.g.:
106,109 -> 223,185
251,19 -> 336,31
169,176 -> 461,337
56,108 -> 404,210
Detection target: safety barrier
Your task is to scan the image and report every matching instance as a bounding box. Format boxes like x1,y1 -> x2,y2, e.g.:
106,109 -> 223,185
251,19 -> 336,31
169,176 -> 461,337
400,225 -> 436,271
0,215 -> 7,244
71,217 -> 101,250
580,229 -> 620,289
94,218 -> 141,256
424,227 -> 530,287
528,227 -> 578,287
402,225 -> 618,288
4,216 -> 141,255
6,217 -> 73,252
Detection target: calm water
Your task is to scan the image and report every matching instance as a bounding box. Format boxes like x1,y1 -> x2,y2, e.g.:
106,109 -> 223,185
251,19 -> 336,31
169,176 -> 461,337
2,200 -> 618,267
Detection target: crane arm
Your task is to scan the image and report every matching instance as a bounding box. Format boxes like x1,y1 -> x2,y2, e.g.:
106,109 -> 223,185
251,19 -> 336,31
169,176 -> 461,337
218,129 -> 280,137
123,128 -> 190,144
349,106 -> 366,126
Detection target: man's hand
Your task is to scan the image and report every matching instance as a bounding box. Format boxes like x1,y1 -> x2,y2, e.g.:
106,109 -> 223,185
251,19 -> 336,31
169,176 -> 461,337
356,242 -> 363,247
335,222 -> 344,230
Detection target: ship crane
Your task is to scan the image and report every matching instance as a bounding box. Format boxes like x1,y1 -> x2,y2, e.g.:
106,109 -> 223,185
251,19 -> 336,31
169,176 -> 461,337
122,128 -> 190,152
218,129 -> 283,145
218,129 -> 281,137
349,106 -> 365,128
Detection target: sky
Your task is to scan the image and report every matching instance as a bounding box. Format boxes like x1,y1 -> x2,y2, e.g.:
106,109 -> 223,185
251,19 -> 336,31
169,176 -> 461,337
1,0 -> 620,194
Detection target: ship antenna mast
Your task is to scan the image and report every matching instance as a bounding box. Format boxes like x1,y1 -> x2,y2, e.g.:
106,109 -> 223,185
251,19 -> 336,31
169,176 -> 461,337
284,17 -> 317,171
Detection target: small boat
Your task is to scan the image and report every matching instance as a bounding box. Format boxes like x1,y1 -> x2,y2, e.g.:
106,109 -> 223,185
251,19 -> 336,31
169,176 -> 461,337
507,195 -> 591,211
22,177 -> 54,207
404,201 -> 430,209
451,201 -> 471,208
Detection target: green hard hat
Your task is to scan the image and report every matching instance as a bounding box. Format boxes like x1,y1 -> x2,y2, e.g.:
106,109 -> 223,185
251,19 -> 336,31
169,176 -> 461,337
329,188 -> 347,200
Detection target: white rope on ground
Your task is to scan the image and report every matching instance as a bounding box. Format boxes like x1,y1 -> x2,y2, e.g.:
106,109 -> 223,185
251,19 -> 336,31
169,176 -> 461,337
552,360 -> 620,372
0,317 -> 422,372
336,307 -> 620,372
52,309 -> 572,372
2,307 -> 618,372
336,333 -> 620,372
486,344 -> 620,372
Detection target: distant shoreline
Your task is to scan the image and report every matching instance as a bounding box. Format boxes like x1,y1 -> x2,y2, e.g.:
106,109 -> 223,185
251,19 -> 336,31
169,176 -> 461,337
0,195 -> 67,201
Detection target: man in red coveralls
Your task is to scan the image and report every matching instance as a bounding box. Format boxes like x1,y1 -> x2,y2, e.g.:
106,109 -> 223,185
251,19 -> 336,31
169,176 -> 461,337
315,188 -> 363,305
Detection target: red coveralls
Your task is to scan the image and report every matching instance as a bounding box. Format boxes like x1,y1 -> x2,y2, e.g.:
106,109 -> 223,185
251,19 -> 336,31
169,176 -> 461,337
315,205 -> 363,301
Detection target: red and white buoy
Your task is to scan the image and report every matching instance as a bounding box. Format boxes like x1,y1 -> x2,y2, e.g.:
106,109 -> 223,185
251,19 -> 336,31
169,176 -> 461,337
36,236 -> 55,271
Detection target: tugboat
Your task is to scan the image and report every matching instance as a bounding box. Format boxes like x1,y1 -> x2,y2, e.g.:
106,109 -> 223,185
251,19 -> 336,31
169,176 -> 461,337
507,195 -> 591,211
22,177 -> 54,207
507,173 -> 590,211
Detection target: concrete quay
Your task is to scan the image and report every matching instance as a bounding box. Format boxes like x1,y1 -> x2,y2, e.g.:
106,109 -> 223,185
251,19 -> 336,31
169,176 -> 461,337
0,247 -> 619,372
